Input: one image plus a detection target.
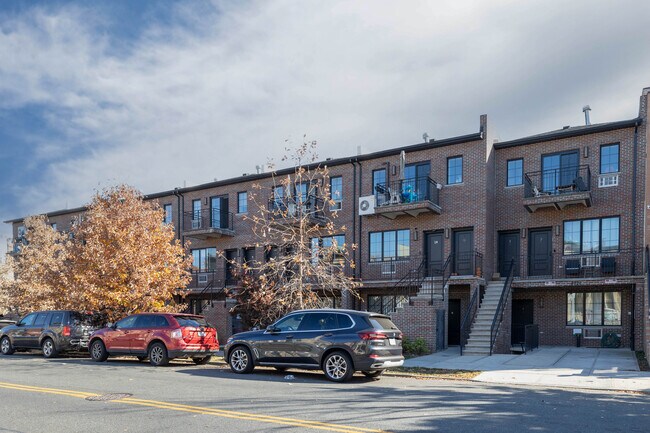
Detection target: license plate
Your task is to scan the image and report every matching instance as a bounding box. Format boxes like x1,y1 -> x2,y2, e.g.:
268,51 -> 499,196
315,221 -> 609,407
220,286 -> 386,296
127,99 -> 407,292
389,338 -> 396,346
198,331 -> 206,337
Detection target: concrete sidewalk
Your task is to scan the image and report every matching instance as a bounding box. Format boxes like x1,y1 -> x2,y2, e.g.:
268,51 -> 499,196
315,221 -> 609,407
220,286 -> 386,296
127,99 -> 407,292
404,346 -> 650,393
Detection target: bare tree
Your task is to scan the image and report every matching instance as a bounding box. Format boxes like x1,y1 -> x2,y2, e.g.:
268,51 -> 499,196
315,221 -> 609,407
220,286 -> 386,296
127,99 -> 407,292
227,139 -> 360,328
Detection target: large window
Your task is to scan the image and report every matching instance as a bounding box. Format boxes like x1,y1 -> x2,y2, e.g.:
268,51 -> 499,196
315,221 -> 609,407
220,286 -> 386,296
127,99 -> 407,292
163,204 -> 173,225
237,192 -> 248,213
447,156 -> 463,184
191,247 -> 217,272
507,159 -> 523,186
563,217 -> 619,255
600,144 -> 619,174
368,295 -> 409,315
373,169 -> 387,206
311,235 -> 345,265
330,176 -> 342,210
567,291 -> 621,326
369,230 -> 410,262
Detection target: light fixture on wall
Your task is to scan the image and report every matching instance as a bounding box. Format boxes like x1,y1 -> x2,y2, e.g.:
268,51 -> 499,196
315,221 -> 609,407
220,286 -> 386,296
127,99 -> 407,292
522,228 -> 526,239
555,225 -> 561,236
583,146 -> 589,158
413,229 -> 419,241
444,228 -> 450,239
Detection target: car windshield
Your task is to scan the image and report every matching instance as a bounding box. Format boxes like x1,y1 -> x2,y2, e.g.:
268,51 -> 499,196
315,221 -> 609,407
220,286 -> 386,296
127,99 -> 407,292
174,316 -> 210,328
369,316 -> 399,330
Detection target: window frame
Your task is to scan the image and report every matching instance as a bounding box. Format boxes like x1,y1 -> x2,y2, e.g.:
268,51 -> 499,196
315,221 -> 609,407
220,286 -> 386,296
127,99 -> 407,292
163,203 -> 173,225
562,216 -> 620,255
329,176 -> 343,211
600,143 -> 620,174
566,291 -> 621,327
237,191 -> 248,214
368,229 -> 410,262
506,158 -> 523,187
191,247 -> 217,272
447,156 -> 463,185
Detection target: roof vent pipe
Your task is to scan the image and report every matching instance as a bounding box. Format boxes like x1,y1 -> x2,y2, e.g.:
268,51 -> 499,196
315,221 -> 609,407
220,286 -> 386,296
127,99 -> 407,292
582,105 -> 591,126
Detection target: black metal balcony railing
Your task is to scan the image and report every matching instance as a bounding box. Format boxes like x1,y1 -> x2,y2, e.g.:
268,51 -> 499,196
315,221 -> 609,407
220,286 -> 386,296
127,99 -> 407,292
374,176 -> 439,207
524,165 -> 591,198
183,209 -> 234,233
267,195 -> 326,222
365,251 -> 483,282
508,248 -> 643,280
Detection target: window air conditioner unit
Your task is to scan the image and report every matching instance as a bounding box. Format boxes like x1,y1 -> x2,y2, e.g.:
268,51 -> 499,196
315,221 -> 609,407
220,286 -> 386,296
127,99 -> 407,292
583,328 -> 602,339
191,219 -> 201,229
581,256 -> 599,267
598,174 -> 619,188
358,195 -> 376,216
198,274 -> 208,284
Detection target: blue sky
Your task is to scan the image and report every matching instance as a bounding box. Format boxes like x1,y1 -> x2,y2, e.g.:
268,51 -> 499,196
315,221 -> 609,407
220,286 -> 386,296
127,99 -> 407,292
1,0 -> 650,257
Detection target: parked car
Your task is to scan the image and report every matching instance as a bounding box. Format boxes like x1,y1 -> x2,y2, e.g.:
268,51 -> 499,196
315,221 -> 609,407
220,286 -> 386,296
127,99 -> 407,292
0,310 -> 99,358
88,313 -> 219,366
0,318 -> 16,329
224,309 -> 404,382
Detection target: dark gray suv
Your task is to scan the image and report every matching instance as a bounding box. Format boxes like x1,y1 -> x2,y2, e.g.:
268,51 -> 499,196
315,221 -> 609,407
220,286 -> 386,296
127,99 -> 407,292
224,309 -> 404,382
0,310 -> 99,358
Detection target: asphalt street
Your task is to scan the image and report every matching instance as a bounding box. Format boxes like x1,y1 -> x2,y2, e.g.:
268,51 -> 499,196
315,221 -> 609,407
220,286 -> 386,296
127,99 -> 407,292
0,353 -> 648,433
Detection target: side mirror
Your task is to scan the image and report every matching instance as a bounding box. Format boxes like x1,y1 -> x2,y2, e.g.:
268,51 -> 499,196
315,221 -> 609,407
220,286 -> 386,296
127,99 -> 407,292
16,322 -> 23,327
106,322 -> 114,329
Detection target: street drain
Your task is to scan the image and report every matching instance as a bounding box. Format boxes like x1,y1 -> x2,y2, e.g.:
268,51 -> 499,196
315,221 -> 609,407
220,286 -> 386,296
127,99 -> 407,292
86,393 -> 133,401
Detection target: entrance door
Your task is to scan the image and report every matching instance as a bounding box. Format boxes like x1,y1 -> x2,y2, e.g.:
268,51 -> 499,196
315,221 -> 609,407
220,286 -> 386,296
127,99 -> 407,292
528,229 -> 552,276
453,229 -> 474,275
210,196 -> 229,229
426,232 -> 444,276
498,231 -> 520,276
542,151 -> 579,193
448,299 -> 461,346
225,250 -> 237,285
511,300 -> 534,345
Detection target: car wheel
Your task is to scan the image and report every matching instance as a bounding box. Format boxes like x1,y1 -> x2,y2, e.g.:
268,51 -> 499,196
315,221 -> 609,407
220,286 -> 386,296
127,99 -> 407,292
192,356 -> 212,365
41,338 -> 58,359
362,370 -> 384,379
229,346 -> 254,374
148,342 -> 169,367
323,351 -> 354,383
90,339 -> 109,362
136,356 -> 147,362
0,336 -> 14,355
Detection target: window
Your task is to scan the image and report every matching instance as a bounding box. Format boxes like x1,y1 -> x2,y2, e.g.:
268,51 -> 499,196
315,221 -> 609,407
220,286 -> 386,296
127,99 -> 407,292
507,159 -> 523,186
19,313 -> 36,327
115,316 -> 138,330
49,313 -> 64,327
192,199 -> 201,223
330,176 -> 342,210
542,151 -> 578,192
191,248 -> 217,272
298,313 -> 353,331
369,230 -> 410,262
567,291 -> 621,326
447,156 -> 463,184
17,225 -> 26,240
312,235 -> 345,265
273,314 -> 304,332
373,169 -> 387,205
368,295 -> 409,315
563,217 -> 619,255
51,223 -> 57,231
600,144 -> 619,174
163,204 -> 173,225
34,313 -> 48,327
237,192 -> 247,213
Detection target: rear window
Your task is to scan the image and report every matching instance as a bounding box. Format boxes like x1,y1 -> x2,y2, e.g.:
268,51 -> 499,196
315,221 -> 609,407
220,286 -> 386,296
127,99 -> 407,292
70,312 -> 97,326
369,316 -> 399,331
174,316 -> 210,328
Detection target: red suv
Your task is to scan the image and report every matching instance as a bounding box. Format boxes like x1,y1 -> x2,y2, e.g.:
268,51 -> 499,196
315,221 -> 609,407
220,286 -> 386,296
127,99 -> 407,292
89,313 -> 219,366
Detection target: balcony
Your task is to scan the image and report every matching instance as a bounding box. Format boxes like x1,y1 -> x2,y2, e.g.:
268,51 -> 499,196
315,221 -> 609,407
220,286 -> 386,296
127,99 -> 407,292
523,165 -> 592,212
267,195 -> 327,225
362,252 -> 482,283
183,209 -> 235,239
373,176 -> 441,219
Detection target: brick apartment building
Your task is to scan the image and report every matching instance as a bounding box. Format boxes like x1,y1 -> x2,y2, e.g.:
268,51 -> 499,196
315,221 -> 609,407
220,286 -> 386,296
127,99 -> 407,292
6,88 -> 650,357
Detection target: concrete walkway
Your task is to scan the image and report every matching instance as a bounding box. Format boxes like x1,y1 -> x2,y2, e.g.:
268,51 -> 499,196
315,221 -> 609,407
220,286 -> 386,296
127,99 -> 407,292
404,346 -> 650,393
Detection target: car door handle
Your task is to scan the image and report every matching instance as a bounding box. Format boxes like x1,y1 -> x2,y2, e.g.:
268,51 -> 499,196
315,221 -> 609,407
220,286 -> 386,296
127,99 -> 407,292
323,333 -> 333,337
285,335 -> 294,340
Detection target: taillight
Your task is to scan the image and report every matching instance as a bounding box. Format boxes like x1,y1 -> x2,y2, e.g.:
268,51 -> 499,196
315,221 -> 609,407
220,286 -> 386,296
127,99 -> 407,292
62,326 -> 71,337
358,331 -> 388,341
170,329 -> 182,339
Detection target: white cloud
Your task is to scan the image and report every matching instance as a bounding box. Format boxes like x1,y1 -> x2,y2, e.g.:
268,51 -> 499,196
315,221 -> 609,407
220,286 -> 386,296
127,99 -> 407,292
0,0 -> 649,254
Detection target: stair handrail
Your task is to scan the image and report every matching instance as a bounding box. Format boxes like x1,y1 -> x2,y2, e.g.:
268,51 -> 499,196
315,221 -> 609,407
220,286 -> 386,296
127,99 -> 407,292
438,252 -> 454,303
459,287 -> 479,355
390,258 -> 426,310
489,258 -> 515,355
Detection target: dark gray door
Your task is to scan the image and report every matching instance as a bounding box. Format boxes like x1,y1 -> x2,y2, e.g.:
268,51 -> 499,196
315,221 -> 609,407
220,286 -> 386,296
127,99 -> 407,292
498,231 -> 520,276
453,230 -> 474,275
528,229 -> 552,276
512,300 -> 534,345
448,300 -> 461,346
426,232 -> 444,276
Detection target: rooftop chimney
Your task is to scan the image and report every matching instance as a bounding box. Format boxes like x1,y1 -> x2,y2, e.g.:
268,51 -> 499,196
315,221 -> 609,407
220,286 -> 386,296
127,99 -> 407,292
582,105 -> 591,126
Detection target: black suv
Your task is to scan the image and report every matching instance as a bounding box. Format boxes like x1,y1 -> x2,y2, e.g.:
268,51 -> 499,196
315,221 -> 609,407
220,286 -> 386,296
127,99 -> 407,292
0,310 -> 100,358
224,309 -> 404,382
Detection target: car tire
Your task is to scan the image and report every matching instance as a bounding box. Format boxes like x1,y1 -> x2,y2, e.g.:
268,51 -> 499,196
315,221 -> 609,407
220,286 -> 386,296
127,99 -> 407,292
90,339 -> 109,362
0,336 -> 14,355
136,356 -> 147,362
228,346 -> 254,374
362,370 -> 384,379
323,351 -> 354,383
148,342 -> 169,367
193,356 -> 212,365
41,338 -> 58,359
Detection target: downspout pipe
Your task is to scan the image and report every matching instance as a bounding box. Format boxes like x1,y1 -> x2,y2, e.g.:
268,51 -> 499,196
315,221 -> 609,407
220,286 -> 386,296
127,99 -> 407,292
629,120 -> 641,350
350,158 -> 358,310
173,187 -> 184,244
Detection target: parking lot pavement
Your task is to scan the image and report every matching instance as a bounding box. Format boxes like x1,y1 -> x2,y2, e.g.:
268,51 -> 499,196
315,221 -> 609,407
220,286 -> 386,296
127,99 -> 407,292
404,346 -> 650,393
1,352 -> 650,433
